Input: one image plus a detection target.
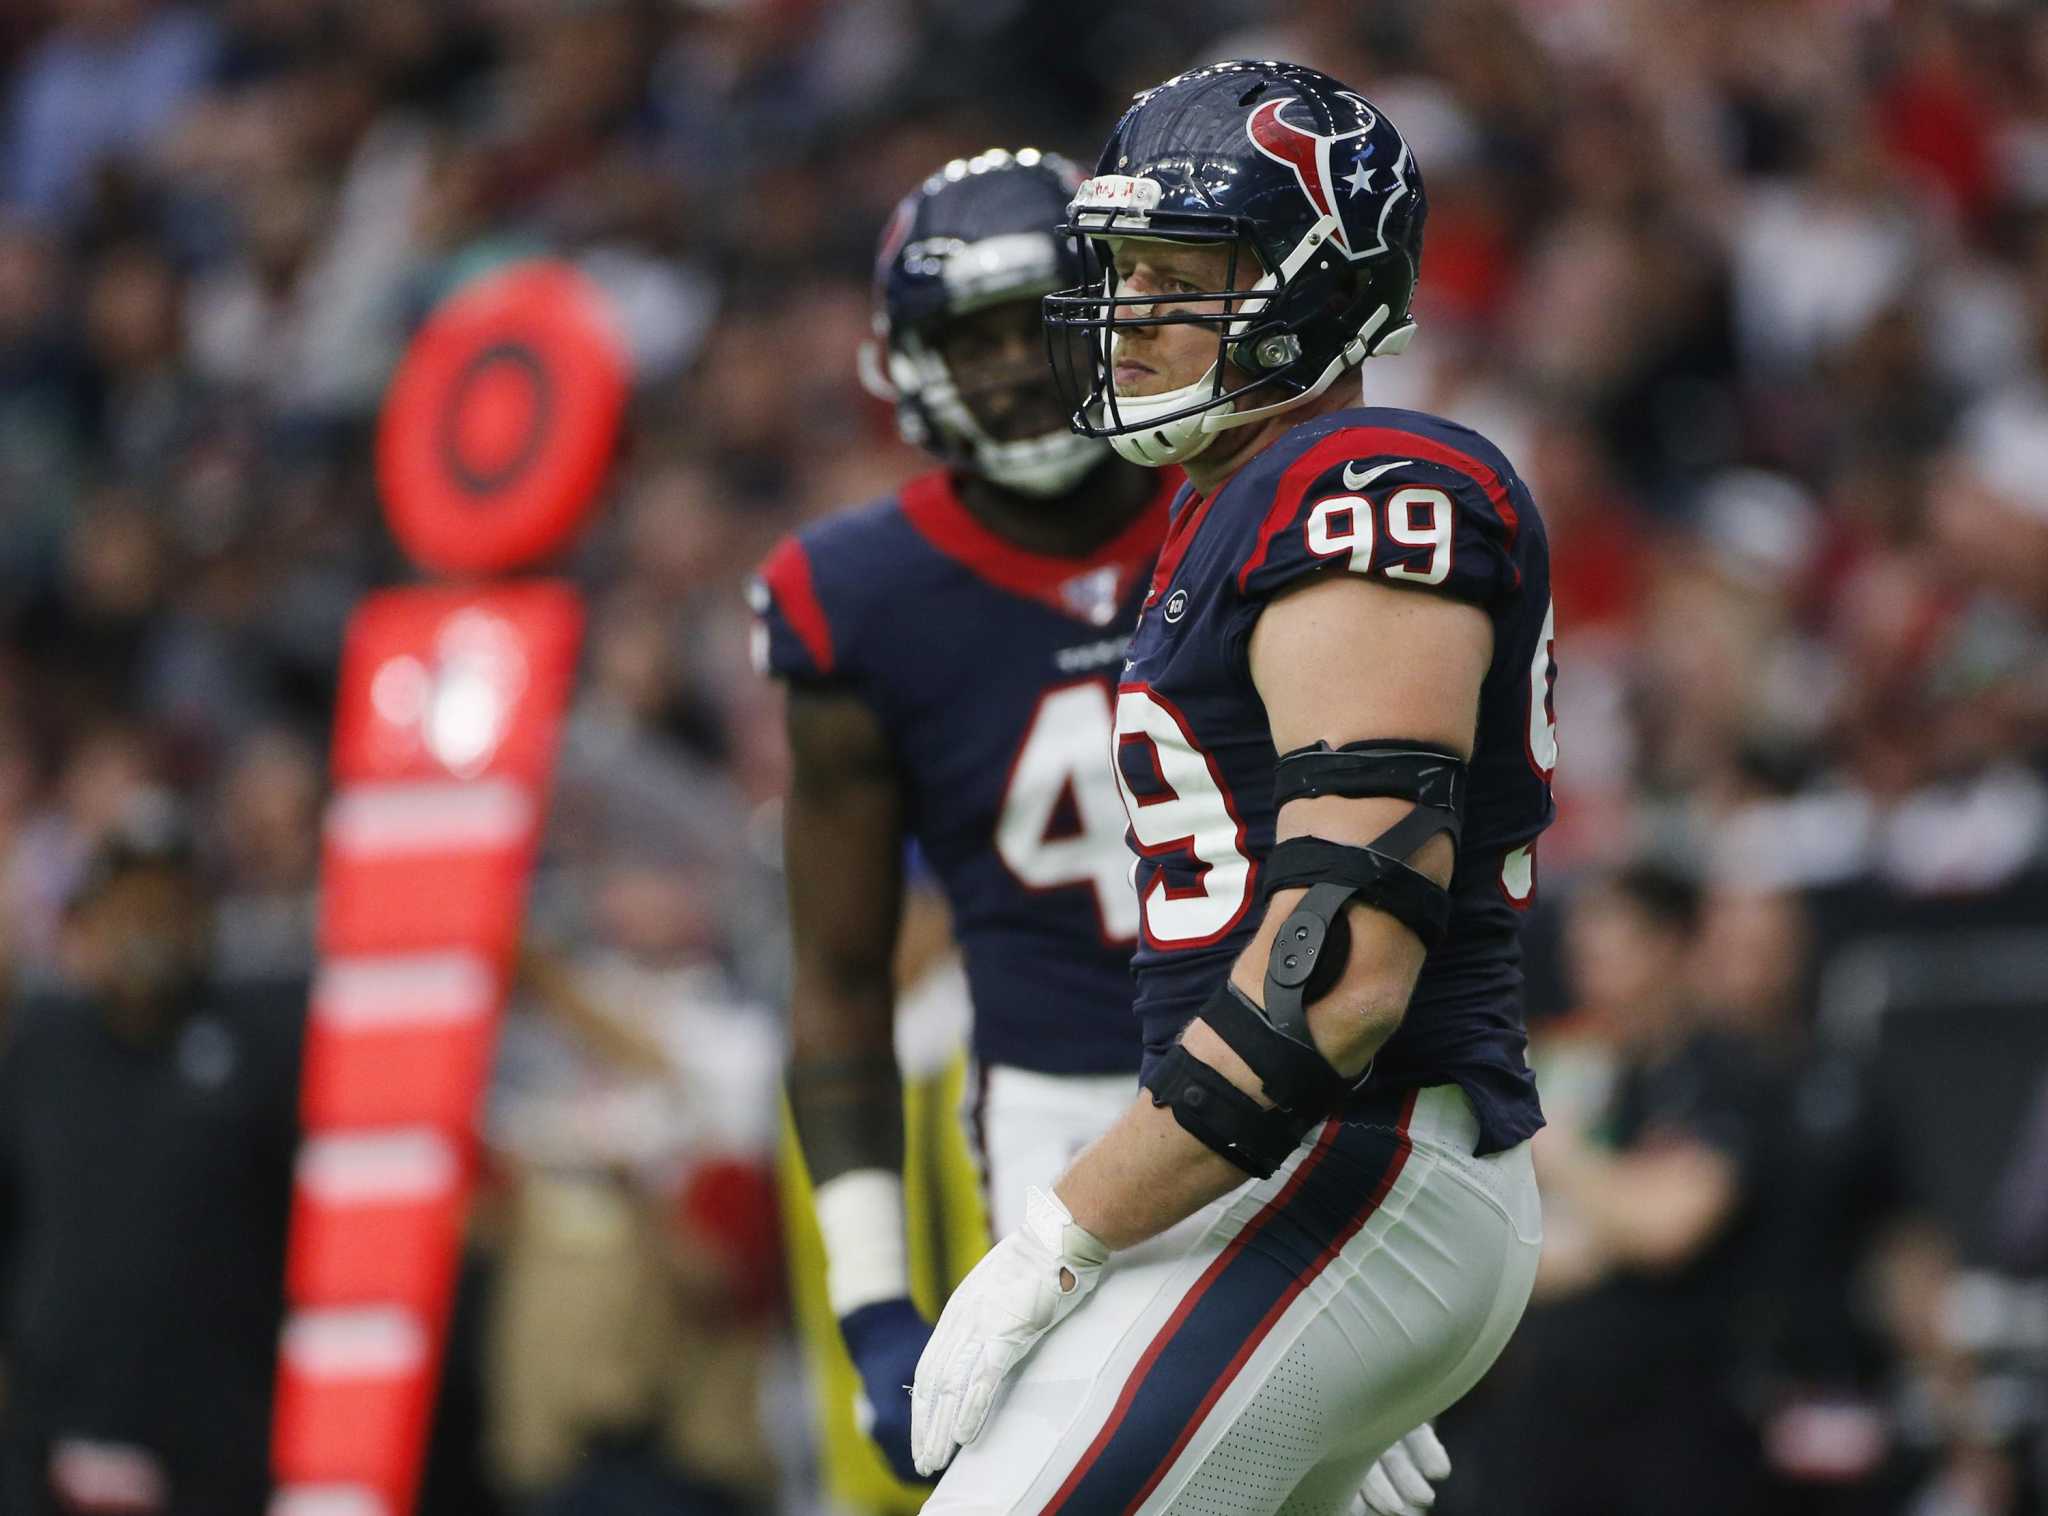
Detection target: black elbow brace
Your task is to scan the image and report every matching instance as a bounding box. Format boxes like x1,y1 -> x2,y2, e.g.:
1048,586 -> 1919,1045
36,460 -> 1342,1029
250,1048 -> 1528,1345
1145,740 -> 1467,1179
1146,1040 -> 1316,1180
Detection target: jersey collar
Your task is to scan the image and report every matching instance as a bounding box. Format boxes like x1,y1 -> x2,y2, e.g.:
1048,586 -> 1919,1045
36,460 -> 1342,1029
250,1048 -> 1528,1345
900,469 -> 1176,626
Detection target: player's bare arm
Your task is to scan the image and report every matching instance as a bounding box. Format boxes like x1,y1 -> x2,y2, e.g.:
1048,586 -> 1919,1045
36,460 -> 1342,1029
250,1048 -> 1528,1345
781,683 -> 945,1484
1055,573 -> 1490,1250
783,685 -> 907,1194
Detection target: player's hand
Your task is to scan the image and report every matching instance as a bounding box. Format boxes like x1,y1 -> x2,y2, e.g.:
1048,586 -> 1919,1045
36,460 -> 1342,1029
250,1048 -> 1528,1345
1355,1422 -> 1452,1516
840,1296 -> 933,1484
910,1186 -> 1109,1476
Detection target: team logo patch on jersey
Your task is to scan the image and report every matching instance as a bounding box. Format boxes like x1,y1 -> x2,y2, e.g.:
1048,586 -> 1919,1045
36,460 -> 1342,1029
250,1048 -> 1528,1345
1163,588 -> 1190,624
1060,566 -> 1124,627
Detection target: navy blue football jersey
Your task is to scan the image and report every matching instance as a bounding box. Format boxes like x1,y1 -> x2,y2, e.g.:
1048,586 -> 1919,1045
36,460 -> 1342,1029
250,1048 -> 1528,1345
755,469 -> 1176,1076
1113,407 -> 1556,1153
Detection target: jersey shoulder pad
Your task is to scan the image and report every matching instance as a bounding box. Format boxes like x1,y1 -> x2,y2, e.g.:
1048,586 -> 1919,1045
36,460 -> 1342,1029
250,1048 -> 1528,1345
1232,407 -> 1528,608
750,494 -> 915,684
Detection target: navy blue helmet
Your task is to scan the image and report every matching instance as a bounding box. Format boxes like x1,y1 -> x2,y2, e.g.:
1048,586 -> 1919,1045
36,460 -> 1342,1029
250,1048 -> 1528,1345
861,148 -> 1110,497
1044,61 -> 1427,467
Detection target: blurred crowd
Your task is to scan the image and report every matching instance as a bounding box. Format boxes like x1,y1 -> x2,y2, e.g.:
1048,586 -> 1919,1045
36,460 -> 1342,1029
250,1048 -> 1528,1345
0,0 -> 2043,1512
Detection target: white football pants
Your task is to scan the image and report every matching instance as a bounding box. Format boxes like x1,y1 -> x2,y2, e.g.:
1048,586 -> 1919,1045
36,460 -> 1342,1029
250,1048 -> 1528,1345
930,1083 -> 1542,1515
968,1063 -> 1138,1240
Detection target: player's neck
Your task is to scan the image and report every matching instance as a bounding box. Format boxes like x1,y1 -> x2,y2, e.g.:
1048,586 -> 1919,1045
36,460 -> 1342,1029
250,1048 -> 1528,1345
1181,384 -> 1358,499
953,460 -> 1157,559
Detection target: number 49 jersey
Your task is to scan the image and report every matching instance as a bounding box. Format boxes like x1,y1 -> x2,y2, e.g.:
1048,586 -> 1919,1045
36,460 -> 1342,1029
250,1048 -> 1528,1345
754,469 -> 1176,1076
1116,407 -> 1556,1154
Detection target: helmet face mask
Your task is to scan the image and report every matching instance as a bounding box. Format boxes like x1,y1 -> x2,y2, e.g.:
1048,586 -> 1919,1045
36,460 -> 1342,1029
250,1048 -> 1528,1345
861,149 -> 1111,498
1041,61 -> 1426,468
1046,232 -> 1321,467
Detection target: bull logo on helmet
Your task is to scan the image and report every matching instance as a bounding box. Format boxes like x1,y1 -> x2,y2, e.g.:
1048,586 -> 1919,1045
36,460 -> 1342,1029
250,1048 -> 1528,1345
1246,92 -> 1406,262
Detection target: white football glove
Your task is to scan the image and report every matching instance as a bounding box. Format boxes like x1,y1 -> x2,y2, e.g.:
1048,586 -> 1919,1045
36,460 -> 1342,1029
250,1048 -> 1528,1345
1354,1423 -> 1452,1516
910,1185 -> 1109,1476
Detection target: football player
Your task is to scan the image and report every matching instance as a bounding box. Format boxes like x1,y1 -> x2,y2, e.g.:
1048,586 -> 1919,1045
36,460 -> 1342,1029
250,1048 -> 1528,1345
756,149 -> 1450,1516
907,63 -> 1558,1514
753,148 -> 1173,1491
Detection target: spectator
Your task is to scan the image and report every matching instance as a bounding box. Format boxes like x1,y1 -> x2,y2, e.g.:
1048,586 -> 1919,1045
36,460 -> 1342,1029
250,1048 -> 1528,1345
0,218 -> 85,584
1696,884 -> 1957,1515
207,726 -> 321,983
4,0 -> 217,221
1444,862 -> 1781,1516
1996,1072 -> 2048,1277
485,860 -> 783,1514
77,241 -> 213,480
2,719 -> 157,970
0,792 -> 302,1514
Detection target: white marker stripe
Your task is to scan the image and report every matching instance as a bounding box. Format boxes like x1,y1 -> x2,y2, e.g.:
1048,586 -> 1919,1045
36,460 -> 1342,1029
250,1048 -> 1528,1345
271,1486 -> 391,1516
296,1129 -> 461,1205
324,778 -> 533,856
310,953 -> 496,1032
280,1308 -> 427,1379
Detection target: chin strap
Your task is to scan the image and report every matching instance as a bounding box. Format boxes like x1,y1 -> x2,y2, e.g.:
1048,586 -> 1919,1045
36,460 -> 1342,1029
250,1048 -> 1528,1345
976,429 -> 1110,496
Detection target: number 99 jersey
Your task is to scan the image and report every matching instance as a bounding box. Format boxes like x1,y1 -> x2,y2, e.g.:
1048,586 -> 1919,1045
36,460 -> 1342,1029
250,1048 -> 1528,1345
754,470 -> 1177,1076
1115,407 -> 1556,1153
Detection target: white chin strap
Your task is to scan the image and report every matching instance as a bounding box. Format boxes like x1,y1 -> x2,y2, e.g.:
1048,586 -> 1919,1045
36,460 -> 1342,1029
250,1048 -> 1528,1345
974,428 -> 1110,497
873,335 -> 1111,497
1101,366 -> 1230,467
1098,305 -> 1406,469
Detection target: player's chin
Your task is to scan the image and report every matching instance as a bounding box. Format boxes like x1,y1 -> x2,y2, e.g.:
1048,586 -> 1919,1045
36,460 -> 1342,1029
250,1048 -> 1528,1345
980,398 -> 1072,441
1112,365 -> 1177,396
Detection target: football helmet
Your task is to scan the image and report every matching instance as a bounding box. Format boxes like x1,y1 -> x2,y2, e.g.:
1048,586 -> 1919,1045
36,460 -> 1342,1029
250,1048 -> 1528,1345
862,148 -> 1109,497
1044,61 -> 1427,467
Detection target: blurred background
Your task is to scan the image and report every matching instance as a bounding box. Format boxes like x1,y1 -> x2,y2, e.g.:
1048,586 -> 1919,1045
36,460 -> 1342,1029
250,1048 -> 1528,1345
0,0 -> 2043,1513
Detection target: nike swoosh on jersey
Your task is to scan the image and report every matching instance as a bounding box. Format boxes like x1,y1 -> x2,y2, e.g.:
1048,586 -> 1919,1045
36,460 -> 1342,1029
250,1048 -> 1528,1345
1341,459 -> 1414,491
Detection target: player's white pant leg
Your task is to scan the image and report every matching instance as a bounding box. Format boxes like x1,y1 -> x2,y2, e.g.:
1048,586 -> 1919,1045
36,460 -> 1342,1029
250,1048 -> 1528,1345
1199,1112 -> 1542,1516
969,1064 -> 1137,1238
923,1085 -> 1541,1516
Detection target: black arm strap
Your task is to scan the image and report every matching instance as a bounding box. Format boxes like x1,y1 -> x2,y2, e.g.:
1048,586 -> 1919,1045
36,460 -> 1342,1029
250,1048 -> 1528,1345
1263,837 -> 1452,951
1262,738 -> 1468,955
1199,978 -> 1350,1114
1148,742 -> 1472,1180
1274,739 -> 1466,817
1144,1043 -> 1320,1180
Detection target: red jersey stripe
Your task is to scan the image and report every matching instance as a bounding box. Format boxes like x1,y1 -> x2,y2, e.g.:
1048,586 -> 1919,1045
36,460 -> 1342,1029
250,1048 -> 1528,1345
900,469 -> 1176,620
759,535 -> 835,675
